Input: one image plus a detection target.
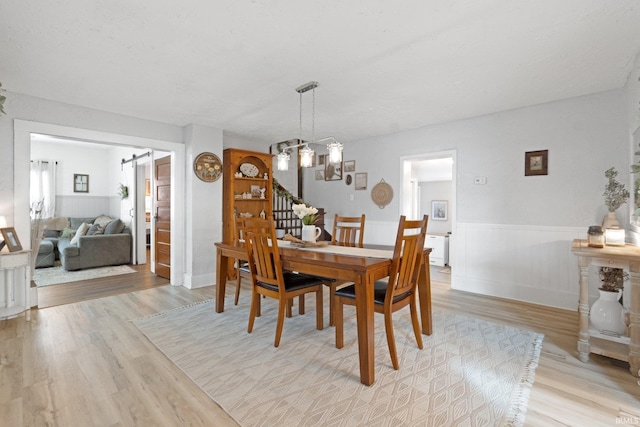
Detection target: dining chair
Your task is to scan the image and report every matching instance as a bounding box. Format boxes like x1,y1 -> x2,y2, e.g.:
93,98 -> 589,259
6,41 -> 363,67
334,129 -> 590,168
334,214 -> 428,370
326,214 -> 366,326
233,216 -> 250,305
331,214 -> 365,247
244,216 -> 324,347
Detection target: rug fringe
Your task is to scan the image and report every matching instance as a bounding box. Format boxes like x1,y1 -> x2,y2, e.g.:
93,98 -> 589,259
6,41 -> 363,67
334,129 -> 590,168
131,299 -> 213,322
503,333 -> 544,427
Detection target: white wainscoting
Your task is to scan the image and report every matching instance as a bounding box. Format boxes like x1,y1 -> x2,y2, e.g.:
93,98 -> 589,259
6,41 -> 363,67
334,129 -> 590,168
327,220 -> 596,310
453,223 -> 586,310
56,195 -> 119,218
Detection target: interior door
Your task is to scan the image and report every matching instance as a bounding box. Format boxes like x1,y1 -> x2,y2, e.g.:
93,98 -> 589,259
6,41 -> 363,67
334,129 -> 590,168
154,155 -> 171,279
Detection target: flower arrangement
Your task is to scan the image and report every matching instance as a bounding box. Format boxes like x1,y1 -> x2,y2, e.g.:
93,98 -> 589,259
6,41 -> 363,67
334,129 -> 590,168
603,167 -> 629,212
599,266 -> 627,292
292,203 -> 318,225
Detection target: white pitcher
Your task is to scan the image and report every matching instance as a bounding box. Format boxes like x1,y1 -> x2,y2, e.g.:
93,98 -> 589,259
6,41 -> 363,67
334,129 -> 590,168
301,224 -> 321,242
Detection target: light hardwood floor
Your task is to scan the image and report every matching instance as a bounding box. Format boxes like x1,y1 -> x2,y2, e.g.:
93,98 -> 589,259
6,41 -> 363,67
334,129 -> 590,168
1,266 -> 639,426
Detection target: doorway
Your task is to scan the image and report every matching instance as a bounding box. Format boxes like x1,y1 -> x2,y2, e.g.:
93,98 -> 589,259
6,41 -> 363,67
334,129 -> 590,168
14,120 -> 187,298
399,150 -> 456,276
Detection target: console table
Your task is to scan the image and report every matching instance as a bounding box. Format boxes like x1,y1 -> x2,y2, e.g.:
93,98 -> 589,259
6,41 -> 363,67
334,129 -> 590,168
0,250 -> 31,321
571,239 -> 639,376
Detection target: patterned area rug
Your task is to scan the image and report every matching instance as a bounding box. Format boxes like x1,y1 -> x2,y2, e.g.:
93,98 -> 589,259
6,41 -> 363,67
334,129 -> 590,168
33,264 -> 136,287
133,293 -> 543,426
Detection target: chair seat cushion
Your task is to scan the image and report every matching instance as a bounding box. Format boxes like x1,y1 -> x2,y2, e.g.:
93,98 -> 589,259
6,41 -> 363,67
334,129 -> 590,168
334,280 -> 411,304
257,272 -> 324,292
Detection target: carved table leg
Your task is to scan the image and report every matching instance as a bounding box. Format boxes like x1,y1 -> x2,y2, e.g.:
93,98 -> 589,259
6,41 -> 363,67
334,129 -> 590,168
628,263 -> 640,377
577,256 -> 591,362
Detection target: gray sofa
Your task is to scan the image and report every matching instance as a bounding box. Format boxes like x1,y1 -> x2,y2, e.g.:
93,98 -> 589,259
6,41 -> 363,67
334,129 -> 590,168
39,216 -> 132,271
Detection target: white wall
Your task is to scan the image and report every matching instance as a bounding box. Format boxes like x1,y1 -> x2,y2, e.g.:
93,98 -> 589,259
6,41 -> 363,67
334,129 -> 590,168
31,141 -> 151,219
305,89 -> 629,309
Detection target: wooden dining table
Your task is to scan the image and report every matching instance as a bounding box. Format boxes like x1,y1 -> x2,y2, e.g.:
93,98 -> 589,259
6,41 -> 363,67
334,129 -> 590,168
214,240 -> 433,386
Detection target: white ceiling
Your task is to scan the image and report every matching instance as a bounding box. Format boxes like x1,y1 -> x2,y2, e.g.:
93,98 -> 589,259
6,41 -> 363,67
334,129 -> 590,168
2,1 -> 640,144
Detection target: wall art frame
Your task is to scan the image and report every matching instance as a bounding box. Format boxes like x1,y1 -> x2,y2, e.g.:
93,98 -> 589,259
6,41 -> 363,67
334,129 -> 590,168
524,150 -> 548,176
355,172 -> 368,190
431,200 -> 448,221
74,174 -> 89,193
1,227 -> 23,252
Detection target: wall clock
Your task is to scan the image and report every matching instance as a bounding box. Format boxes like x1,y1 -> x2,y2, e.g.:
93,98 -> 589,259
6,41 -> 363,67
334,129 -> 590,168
194,152 -> 222,182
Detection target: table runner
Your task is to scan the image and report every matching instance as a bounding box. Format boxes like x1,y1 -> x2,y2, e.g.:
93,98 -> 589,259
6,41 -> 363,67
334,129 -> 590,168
278,240 -> 394,259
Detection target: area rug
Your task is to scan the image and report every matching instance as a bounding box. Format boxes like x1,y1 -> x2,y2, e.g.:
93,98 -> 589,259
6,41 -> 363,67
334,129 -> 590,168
133,294 -> 543,427
33,264 -> 136,287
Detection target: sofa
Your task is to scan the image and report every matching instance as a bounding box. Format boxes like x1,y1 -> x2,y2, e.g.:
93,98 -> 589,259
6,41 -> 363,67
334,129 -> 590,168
37,215 -> 132,271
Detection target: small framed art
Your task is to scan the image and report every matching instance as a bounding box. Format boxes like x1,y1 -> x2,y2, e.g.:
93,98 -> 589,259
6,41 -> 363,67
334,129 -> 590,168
1,227 -> 23,252
525,150 -> 548,176
355,172 -> 367,190
343,160 -> 356,172
74,174 -> 89,193
431,200 -> 448,221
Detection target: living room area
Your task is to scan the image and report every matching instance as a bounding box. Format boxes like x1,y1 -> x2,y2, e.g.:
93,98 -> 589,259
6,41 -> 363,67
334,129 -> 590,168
30,134 -> 169,306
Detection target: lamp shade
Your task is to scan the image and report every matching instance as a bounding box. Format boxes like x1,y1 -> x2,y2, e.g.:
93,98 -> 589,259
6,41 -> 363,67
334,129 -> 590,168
327,139 -> 343,163
299,145 -> 314,168
0,215 -> 7,228
277,151 -> 290,171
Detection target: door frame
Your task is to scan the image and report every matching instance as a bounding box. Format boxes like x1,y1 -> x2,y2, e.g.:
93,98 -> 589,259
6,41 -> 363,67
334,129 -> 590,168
13,119 -> 186,287
399,149 -> 456,271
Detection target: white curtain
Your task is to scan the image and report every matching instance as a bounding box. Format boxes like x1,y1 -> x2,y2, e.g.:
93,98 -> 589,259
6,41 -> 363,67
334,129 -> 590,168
30,160 -> 57,218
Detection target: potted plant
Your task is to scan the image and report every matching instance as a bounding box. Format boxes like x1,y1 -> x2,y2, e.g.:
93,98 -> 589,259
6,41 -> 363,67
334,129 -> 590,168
602,167 -> 629,229
590,267 -> 628,335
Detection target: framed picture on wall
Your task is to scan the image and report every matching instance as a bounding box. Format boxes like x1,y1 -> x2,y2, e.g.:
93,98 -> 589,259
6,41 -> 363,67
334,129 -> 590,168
325,154 -> 343,181
343,160 -> 356,172
355,172 -> 367,190
524,150 -> 548,176
74,174 -> 89,193
431,200 -> 448,221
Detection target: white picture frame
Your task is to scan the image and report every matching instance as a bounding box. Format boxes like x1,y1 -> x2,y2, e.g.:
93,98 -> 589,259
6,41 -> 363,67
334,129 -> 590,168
431,200 -> 448,221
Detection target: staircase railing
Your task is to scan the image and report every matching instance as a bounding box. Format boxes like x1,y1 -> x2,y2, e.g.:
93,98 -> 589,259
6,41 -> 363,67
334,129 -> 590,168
272,179 -> 326,239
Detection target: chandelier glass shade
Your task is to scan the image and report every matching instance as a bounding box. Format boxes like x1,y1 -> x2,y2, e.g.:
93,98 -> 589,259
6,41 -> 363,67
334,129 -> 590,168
299,145 -> 314,168
277,151 -> 290,171
276,81 -> 344,171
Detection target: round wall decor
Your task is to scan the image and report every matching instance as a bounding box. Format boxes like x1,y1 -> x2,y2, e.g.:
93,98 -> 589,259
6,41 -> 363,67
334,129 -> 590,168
193,152 -> 222,182
371,178 -> 393,209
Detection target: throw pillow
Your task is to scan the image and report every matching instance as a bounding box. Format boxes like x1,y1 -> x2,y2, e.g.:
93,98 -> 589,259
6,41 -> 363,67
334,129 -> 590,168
60,228 -> 76,239
70,222 -> 91,245
104,219 -> 125,235
94,215 -> 113,227
87,223 -> 104,236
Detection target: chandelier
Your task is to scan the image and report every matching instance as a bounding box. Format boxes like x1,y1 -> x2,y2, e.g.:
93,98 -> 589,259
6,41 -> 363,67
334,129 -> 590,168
276,81 -> 343,171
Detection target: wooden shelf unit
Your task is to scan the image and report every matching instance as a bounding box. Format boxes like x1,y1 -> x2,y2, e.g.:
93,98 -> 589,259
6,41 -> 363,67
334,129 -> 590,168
571,239 -> 640,377
222,148 -> 273,245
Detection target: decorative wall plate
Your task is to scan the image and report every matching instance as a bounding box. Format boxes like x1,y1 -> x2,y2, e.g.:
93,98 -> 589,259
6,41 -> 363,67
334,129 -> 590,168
194,152 -> 222,182
371,178 -> 393,209
240,162 -> 259,177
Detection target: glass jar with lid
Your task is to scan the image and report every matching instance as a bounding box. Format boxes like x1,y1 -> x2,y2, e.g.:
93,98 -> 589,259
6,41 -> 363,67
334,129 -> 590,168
587,225 -> 604,248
